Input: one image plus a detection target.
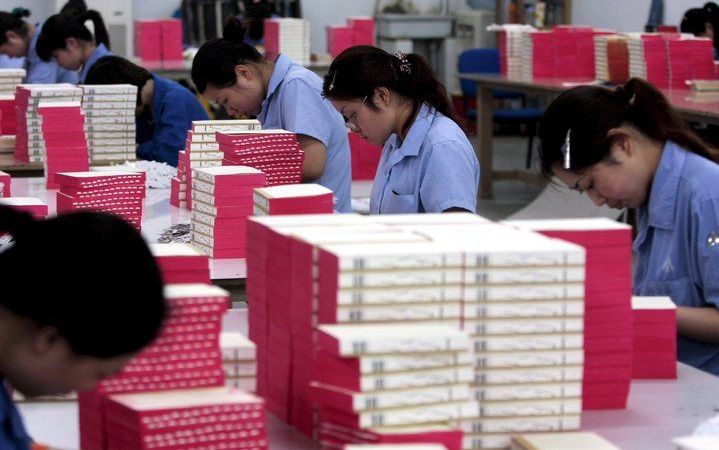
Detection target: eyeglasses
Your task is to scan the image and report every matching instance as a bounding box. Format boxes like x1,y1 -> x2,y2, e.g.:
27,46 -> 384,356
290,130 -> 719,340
343,96 -> 368,133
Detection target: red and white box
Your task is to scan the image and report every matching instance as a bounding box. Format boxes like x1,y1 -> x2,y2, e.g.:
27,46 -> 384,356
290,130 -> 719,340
0,170 -> 10,197
253,183 -> 334,216
190,165 -> 266,258
38,101 -> 89,189
105,388 -> 268,450
217,129 -> 303,187
505,218 -> 633,411
55,171 -> 146,230
628,33 -> 670,89
0,197 -> 48,218
150,243 -> 211,285
632,296 -> 677,379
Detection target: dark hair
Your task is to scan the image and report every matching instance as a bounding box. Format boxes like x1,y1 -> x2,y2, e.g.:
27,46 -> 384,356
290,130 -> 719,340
191,17 -> 264,93
85,55 -> 151,106
322,46 -> 461,126
59,0 -> 87,17
0,206 -> 166,358
538,78 -> 719,179
0,8 -> 31,45
681,8 -> 711,35
704,2 -> 719,49
244,2 -> 272,42
36,10 -> 110,62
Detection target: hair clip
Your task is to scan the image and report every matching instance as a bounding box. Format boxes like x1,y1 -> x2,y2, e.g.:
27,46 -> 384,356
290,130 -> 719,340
561,129 -> 571,169
329,70 -> 337,91
395,51 -> 411,75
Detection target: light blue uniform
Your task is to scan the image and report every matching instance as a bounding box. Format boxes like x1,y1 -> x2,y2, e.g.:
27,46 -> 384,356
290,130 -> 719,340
369,103 -> 479,214
0,55 -> 24,68
24,22 -> 78,84
633,140 -> 719,375
136,74 -> 209,167
79,43 -> 111,83
257,54 -> 352,213
0,382 -> 31,450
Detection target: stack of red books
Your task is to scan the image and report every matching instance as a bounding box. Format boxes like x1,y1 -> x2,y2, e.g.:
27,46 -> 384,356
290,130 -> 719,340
217,129 -> 304,186
15,84 -> 82,164
628,34 -> 670,89
505,218 -> 633,410
105,388 -> 268,450
0,197 -> 47,218
520,31 -> 556,80
160,19 -> 183,61
178,119 -> 261,211
0,68 -> 24,97
79,284 -> 230,450
594,35 -> 630,84
263,18 -> 311,66
150,243 -> 211,284
632,296 -> 677,379
0,170 -> 10,197
134,20 -> 162,61
55,171 -> 146,231
0,96 -> 16,135
348,17 -> 375,46
253,183 -> 334,216
327,25 -> 354,57
38,101 -> 89,189
221,331 -> 258,391
314,325 -> 475,449
349,132 -> 382,180
553,26 -> 596,79
190,165 -> 266,258
80,84 -> 137,165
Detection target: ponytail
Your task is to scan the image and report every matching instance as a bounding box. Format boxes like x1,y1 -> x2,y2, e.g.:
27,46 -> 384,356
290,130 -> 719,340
191,16 -> 264,93
0,207 -> 166,358
538,77 -> 719,179
0,9 -> 30,45
322,45 -> 461,126
36,10 -> 110,62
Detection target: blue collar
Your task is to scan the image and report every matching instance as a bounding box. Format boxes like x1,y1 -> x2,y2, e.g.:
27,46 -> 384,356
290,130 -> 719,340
386,103 -> 436,167
80,43 -> 110,83
259,54 -> 292,119
646,140 -> 686,231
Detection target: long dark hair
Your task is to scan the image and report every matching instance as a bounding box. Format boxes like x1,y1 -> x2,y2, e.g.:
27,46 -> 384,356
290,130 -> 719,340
681,8 -> 711,36
191,17 -> 263,93
704,2 -> 719,50
36,10 -> 110,61
85,55 -> 151,107
321,46 -> 460,125
538,78 -> 719,179
0,8 -> 31,45
0,206 -> 166,358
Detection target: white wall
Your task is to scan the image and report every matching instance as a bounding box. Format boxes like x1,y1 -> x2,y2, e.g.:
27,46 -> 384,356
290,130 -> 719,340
572,0 -> 704,32
0,0 -> 177,22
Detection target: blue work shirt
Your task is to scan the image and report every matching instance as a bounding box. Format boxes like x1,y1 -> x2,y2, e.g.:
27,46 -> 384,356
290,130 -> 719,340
634,140 -> 719,375
369,103 -> 479,214
79,43 -> 111,83
136,74 -> 209,167
24,22 -> 78,84
0,382 -> 31,450
257,54 -> 352,213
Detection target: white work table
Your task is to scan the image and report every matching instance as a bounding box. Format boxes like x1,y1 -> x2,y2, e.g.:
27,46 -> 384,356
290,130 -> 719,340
18,309 -> 719,450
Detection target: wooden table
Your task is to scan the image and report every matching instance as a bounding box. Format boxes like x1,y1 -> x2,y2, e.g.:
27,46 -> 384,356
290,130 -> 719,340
460,74 -> 719,199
